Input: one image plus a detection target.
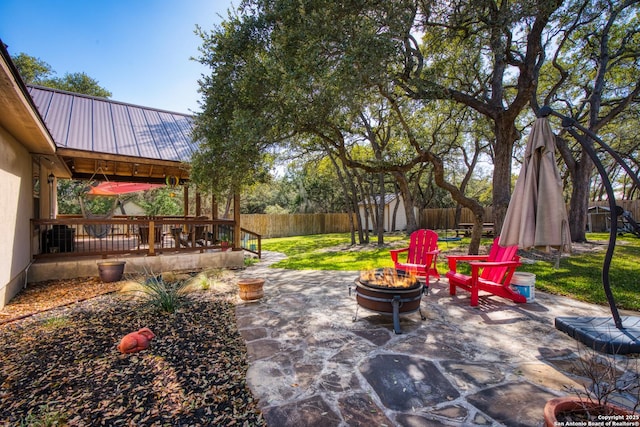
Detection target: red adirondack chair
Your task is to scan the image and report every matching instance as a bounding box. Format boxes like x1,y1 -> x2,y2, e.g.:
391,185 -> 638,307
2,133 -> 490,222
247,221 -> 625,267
446,237 -> 525,306
390,229 -> 440,283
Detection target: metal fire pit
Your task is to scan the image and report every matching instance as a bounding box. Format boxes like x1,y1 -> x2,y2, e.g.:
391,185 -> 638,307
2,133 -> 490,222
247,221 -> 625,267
351,268 -> 427,334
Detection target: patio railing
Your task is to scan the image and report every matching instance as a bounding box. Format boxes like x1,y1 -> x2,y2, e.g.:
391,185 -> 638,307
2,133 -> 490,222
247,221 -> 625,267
32,216 -> 261,260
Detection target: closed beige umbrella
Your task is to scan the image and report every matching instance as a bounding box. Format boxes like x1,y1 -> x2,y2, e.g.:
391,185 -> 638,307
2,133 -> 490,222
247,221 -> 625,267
500,117 -> 571,253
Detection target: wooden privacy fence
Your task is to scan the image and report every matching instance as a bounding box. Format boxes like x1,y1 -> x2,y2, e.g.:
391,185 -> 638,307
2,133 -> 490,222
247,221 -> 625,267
590,199 -> 640,219
420,207 -> 494,230
421,201 -> 640,232
241,200 -> 640,239
241,213 -> 355,238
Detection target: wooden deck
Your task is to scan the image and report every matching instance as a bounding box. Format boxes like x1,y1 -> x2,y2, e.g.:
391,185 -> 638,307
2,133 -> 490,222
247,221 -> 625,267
32,217 -> 261,261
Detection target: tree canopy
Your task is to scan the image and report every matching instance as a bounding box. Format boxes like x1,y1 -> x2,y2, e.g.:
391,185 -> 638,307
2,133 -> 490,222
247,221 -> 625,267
535,0 -> 640,241
12,53 -> 112,98
193,0 -> 639,249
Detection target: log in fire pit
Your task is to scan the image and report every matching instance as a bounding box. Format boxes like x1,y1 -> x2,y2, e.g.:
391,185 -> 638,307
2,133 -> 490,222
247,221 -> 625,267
351,268 -> 427,334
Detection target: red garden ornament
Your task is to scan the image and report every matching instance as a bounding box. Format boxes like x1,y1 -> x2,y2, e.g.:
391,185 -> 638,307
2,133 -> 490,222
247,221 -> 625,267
117,328 -> 155,354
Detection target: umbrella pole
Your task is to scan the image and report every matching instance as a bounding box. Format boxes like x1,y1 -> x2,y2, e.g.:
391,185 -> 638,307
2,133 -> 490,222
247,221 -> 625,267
563,125 -> 623,329
539,107 -> 640,331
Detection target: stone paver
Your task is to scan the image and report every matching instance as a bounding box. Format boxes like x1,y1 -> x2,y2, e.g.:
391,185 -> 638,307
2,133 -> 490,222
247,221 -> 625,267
235,251 -> 636,426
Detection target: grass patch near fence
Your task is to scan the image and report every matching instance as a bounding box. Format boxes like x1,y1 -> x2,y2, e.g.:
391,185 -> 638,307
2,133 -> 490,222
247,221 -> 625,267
262,232 -> 640,311
262,233 -> 407,271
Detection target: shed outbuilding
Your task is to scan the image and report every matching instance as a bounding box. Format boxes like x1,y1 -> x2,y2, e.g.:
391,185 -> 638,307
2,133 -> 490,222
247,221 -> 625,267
358,194 -> 418,232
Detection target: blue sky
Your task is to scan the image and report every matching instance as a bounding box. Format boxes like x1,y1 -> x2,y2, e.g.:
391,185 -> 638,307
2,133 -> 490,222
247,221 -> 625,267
0,0 -> 233,114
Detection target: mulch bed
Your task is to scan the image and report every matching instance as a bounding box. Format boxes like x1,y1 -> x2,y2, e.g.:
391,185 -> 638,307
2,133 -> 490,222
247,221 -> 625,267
0,276 -> 265,426
0,277 -> 120,324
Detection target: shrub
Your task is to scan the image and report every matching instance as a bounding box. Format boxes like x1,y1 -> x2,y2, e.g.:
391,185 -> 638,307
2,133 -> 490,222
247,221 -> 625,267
139,275 -> 190,313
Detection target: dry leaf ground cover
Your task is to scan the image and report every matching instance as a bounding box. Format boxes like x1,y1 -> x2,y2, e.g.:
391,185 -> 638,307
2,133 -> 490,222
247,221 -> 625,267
0,273 -> 265,426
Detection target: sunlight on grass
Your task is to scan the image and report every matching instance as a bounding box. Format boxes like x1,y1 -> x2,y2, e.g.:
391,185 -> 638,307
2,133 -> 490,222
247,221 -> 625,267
261,233 -> 364,256
517,234 -> 640,310
276,247 -> 397,271
262,232 -> 640,311
263,233 -> 405,271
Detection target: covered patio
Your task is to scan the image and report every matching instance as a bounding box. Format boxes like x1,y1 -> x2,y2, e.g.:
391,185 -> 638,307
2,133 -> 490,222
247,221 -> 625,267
26,85 -> 260,280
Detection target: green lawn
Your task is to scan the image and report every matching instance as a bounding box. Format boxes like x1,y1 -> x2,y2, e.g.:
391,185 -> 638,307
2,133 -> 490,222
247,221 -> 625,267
261,232 -> 640,311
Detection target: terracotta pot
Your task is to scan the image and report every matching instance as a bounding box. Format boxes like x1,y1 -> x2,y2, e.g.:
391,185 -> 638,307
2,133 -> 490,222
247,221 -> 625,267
544,396 -> 636,427
98,261 -> 126,283
238,278 -> 265,301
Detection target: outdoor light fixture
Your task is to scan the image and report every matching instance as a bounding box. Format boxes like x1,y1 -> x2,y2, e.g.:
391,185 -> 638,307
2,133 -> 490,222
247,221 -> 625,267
47,173 -> 55,219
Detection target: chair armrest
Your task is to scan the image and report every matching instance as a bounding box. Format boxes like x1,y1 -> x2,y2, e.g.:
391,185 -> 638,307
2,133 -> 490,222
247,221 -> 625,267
469,260 -> 521,281
447,255 -> 489,262
446,254 -> 488,272
468,260 -> 521,268
397,262 -> 426,270
426,249 -> 440,263
390,247 -> 409,263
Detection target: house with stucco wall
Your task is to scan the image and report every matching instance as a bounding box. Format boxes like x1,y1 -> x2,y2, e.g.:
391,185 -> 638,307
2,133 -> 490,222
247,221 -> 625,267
0,40 -> 69,307
0,40 -> 247,309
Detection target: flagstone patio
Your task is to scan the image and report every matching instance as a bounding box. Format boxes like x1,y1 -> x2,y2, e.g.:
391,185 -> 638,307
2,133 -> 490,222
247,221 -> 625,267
236,251 -> 639,427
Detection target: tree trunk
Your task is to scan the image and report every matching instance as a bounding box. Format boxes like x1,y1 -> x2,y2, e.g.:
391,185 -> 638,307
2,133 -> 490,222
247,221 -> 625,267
391,189 -> 400,232
223,194 -> 233,218
492,120 -> 518,235
328,151 -> 360,245
429,153 -> 485,254
376,173 -> 385,245
393,171 -> 419,233
568,151 -> 593,242
357,175 -> 371,243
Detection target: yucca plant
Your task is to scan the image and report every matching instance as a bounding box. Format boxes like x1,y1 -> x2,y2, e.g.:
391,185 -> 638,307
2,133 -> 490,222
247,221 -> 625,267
121,267 -> 236,311
139,274 -> 190,313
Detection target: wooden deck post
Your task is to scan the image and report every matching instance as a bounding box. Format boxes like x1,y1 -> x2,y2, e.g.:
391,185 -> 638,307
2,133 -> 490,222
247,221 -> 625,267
183,185 -> 189,216
211,194 -> 217,241
148,219 -> 156,256
233,193 -> 241,250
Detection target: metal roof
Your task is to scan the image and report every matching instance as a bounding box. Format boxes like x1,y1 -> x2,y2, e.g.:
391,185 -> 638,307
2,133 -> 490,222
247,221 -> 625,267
27,84 -> 197,163
24,85 -> 199,183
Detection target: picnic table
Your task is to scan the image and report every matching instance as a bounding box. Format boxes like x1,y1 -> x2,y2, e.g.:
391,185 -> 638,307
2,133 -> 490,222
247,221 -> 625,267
455,223 -> 494,237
